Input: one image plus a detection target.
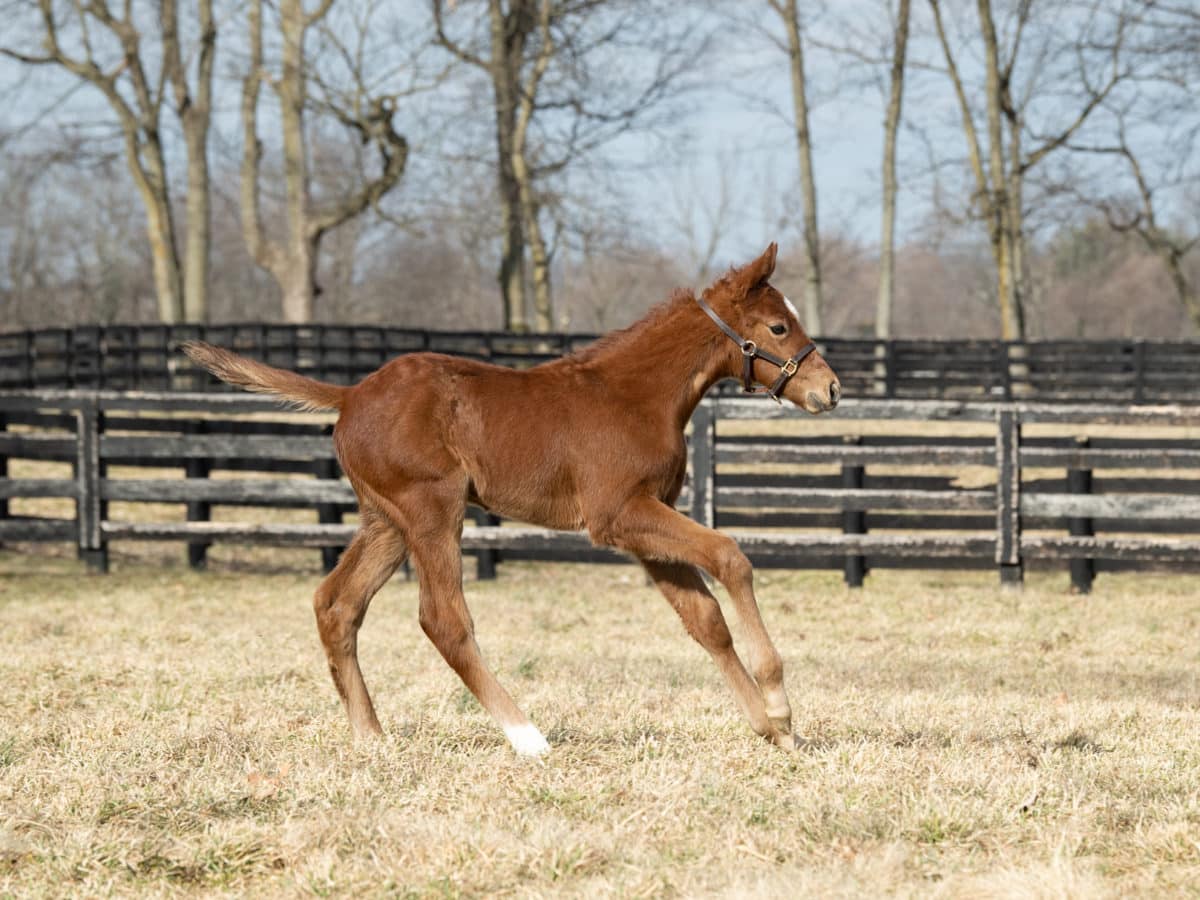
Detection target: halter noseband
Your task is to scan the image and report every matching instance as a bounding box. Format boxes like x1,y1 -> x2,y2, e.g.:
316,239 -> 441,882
695,295 -> 817,402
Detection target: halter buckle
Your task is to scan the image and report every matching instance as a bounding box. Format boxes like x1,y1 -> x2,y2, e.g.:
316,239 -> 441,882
781,358 -> 799,377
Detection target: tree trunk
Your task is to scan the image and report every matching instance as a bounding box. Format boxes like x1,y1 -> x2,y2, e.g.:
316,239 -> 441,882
142,194 -> 185,324
165,0 -> 215,324
128,134 -> 184,324
1007,160 -> 1028,339
277,0 -> 316,323
876,0 -> 911,339
514,145 -> 552,330
281,245 -> 319,325
977,0 -> 1024,338
512,0 -> 553,332
499,192 -> 527,331
490,0 -> 529,332
240,0 -> 282,281
182,123 -> 211,324
527,209 -> 552,331
779,0 -> 823,334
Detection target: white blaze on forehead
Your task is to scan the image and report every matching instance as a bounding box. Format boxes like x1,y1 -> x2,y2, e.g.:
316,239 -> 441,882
782,295 -> 802,325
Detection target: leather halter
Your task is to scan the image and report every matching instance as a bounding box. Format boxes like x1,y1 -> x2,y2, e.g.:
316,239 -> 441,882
695,295 -> 817,402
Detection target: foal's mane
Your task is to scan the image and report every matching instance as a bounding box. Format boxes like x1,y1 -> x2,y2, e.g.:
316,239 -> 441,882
568,257 -> 758,365
565,287 -> 701,365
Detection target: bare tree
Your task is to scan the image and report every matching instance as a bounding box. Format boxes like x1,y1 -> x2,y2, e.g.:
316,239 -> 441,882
927,0 -> 1132,338
511,0 -> 554,331
433,0 -> 531,330
766,0 -> 823,334
163,0 -> 216,322
240,0 -> 409,323
1067,88 -> 1199,326
876,0 -> 911,339
1,0 -> 217,323
1061,2 -> 1200,327
434,0 -> 703,332
0,147 -> 155,326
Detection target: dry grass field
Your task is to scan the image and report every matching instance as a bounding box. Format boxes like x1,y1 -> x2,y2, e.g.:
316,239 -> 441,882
1,547 -> 1199,898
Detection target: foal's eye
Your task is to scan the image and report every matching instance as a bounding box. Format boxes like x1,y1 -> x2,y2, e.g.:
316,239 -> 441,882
769,324 -> 787,336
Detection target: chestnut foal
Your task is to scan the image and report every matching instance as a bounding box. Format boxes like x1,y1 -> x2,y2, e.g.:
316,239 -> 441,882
185,243 -> 840,755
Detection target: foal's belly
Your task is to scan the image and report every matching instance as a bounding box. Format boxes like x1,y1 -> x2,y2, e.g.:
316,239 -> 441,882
468,478 -> 586,531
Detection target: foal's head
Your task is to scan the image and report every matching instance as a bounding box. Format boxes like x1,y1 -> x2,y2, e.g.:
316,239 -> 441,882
702,243 -> 841,414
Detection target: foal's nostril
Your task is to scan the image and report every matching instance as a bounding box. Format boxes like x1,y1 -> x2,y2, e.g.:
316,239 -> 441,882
829,381 -> 841,407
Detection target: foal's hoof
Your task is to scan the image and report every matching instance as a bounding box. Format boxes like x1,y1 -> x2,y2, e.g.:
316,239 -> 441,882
771,731 -> 799,751
505,723 -> 551,757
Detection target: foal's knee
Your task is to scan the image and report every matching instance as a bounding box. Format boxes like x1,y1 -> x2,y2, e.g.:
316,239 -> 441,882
713,539 -> 753,591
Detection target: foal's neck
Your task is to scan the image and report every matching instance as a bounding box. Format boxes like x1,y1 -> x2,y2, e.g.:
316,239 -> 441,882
582,295 -> 735,430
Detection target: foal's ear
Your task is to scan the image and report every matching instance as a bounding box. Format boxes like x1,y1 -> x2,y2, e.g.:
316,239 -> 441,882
740,242 -> 778,291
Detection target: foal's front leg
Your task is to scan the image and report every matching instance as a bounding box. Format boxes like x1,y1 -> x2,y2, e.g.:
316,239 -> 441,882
641,560 -> 779,742
596,497 -> 796,748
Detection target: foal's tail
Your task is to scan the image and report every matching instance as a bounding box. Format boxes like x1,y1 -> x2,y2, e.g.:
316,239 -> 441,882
182,341 -> 347,412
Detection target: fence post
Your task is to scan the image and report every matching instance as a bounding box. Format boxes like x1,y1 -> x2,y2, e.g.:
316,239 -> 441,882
1007,342 -> 1029,400
1067,435 -> 1094,594
842,435 -> 866,587
999,342 -> 1013,400
185,420 -> 212,569
1133,341 -> 1146,403
22,331 -> 35,389
0,413 -> 7,499
884,342 -> 897,398
995,408 -> 1022,587
691,401 -> 716,528
76,397 -> 108,573
872,341 -> 887,398
0,412 -> 8,549
316,425 -> 344,572
474,509 -> 500,580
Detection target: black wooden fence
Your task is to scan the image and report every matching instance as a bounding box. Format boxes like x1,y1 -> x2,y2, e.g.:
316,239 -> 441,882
4,389 -> 1200,592
6,324 -> 1200,402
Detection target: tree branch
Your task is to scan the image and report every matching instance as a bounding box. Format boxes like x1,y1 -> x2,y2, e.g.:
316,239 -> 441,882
309,98 -> 410,237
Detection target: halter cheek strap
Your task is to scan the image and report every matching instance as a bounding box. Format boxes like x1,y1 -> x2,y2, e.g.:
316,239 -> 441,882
695,295 -> 817,402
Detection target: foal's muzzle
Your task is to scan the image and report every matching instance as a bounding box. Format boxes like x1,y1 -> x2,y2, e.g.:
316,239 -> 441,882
805,380 -> 841,414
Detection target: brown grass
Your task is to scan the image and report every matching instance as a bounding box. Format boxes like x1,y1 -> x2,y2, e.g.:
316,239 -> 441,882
1,548 -> 1199,897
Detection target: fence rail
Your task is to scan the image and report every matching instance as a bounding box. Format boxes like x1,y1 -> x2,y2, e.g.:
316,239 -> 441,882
6,324 -> 1200,403
5,389 -> 1200,591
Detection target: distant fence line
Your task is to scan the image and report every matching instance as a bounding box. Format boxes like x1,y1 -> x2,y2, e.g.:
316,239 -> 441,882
5,389 -> 1200,592
4,323 -> 1200,402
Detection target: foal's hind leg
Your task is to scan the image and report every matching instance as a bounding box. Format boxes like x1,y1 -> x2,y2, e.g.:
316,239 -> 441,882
409,525 -> 549,757
641,560 -> 775,739
313,510 -> 407,737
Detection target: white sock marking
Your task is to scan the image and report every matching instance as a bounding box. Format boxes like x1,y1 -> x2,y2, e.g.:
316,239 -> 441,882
505,723 -> 550,757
